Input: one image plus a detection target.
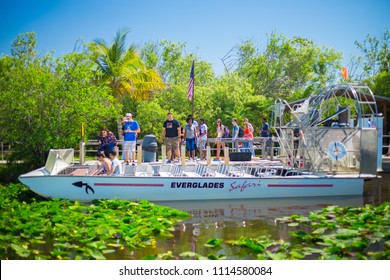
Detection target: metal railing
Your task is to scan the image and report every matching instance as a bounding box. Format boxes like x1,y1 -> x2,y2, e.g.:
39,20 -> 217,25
2,134 -> 389,165
384,135 -> 390,156
77,137 -> 281,164
0,143 -> 12,163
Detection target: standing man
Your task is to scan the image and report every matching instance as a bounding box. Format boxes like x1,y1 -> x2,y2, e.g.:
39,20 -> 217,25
198,118 -> 208,160
162,112 -> 181,163
260,117 -> 270,137
122,113 -> 140,165
260,117 -> 272,157
232,118 -> 241,152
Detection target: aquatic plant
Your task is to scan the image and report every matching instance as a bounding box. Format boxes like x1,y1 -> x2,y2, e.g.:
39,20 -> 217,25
144,203 -> 390,260
276,202 -> 390,259
0,184 -> 190,260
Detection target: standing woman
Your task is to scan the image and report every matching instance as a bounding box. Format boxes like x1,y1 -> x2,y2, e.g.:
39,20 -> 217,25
243,123 -> 254,154
97,126 -> 117,158
215,119 -> 225,161
183,117 -> 196,161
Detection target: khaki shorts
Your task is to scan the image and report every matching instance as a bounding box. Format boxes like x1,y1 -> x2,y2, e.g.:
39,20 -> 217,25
166,137 -> 179,150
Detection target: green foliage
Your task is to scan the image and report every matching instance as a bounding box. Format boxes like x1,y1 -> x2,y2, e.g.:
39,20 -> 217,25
139,41 -> 272,136
354,30 -> 390,77
1,30 -> 387,168
90,29 -> 165,102
0,183 -> 191,260
206,73 -> 271,133
0,35 -> 119,166
204,238 -> 224,248
351,30 -> 390,97
235,32 -> 342,100
372,71 -> 390,98
142,40 -> 215,86
145,251 -> 226,260
11,32 -> 37,60
135,100 -> 167,141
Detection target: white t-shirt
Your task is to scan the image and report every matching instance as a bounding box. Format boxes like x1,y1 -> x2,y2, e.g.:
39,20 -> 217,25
111,158 -> 122,175
200,124 -> 208,139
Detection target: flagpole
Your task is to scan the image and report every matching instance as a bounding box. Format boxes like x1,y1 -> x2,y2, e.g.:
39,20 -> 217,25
192,85 -> 194,117
188,60 -> 195,117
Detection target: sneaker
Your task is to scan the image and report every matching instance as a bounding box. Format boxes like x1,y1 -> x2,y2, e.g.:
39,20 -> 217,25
194,157 -> 198,161
213,157 -> 220,161
166,159 -> 172,164
131,161 -> 135,166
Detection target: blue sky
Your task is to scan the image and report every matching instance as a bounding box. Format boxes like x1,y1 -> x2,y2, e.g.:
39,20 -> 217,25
1,0 -> 389,75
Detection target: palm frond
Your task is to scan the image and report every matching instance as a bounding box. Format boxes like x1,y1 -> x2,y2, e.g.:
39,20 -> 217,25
109,28 -> 130,63
91,28 -> 164,101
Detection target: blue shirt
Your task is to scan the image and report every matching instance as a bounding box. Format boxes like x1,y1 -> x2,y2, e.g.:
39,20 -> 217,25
261,123 -> 269,137
233,124 -> 239,139
122,120 -> 139,141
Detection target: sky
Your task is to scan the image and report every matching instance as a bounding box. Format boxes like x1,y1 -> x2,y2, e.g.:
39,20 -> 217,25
1,0 -> 389,75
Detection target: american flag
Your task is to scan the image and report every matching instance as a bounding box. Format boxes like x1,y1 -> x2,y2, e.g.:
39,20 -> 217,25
187,60 -> 194,100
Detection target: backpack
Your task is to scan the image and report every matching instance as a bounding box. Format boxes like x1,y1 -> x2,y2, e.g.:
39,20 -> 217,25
222,125 -> 231,138
238,126 -> 244,137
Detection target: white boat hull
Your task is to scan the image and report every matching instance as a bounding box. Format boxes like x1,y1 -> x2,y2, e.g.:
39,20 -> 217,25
19,169 -> 364,202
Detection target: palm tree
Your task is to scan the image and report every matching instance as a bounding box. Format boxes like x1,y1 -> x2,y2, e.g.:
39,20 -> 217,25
90,28 -> 165,139
90,28 -> 165,101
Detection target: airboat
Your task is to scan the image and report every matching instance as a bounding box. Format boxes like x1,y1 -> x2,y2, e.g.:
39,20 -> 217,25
19,83 -> 381,202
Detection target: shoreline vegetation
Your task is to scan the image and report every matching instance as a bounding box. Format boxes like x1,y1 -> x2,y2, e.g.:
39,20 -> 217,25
1,30 -> 389,177
0,29 -> 389,260
1,183 -> 388,260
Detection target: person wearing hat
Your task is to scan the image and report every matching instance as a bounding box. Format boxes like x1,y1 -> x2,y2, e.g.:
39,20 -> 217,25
122,113 -> 140,165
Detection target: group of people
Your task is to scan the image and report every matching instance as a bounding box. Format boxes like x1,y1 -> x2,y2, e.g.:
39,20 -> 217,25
161,113 -> 209,163
96,112 -> 271,169
96,113 -> 140,175
161,112 -> 270,163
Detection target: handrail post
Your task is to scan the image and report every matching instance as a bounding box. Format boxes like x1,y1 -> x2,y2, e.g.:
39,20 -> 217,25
224,146 -> 230,164
161,144 -> 166,163
1,142 -> 3,162
181,144 -> 186,165
137,145 -> 142,165
206,145 -> 211,165
79,141 -> 85,165
261,138 -> 266,158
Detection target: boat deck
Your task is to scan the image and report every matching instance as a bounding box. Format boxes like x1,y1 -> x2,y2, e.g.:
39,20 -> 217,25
57,157 -> 365,179
60,158 -> 292,178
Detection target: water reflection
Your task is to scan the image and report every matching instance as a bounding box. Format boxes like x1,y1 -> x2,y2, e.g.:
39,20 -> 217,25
161,196 -> 364,223
127,173 -> 390,259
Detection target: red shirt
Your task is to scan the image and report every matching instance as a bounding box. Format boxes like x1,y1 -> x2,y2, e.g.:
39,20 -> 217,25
244,127 -> 253,139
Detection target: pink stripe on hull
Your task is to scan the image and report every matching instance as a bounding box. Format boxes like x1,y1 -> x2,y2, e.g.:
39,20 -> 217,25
268,184 -> 333,188
94,183 -> 164,187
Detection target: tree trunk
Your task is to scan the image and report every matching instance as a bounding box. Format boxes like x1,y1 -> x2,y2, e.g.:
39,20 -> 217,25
117,118 -> 123,140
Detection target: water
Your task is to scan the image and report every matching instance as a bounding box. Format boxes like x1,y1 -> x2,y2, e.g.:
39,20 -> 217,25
121,173 -> 390,259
